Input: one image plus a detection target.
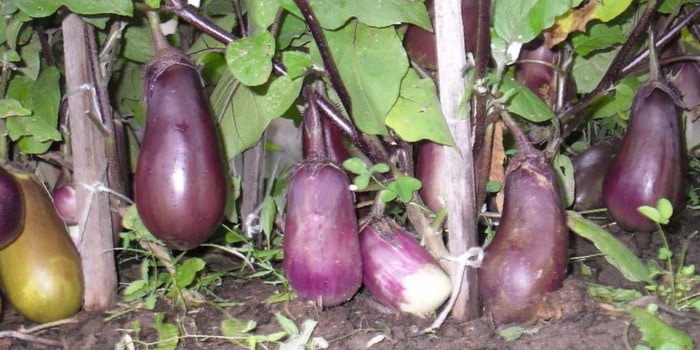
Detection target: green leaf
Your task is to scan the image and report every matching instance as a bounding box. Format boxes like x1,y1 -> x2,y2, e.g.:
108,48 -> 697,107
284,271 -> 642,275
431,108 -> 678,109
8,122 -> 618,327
245,0 -> 280,33
280,0 -> 431,30
638,206 -> 663,225
626,306 -> 694,350
553,154 -> 575,208
274,312 -> 299,335
221,317 -> 257,337
321,22 -> 408,135
0,99 -> 31,118
213,72 -> 303,159
498,75 -> 556,122
153,313 -> 180,350
342,157 -> 369,175
659,0 -> 700,14
586,284 -> 642,304
260,196 -> 277,237
572,48 -> 618,93
368,163 -> 390,174
123,279 -> 149,300
281,51 -> 313,79
385,176 -> 422,203
493,0 -> 573,45
656,198 -> 673,222
353,173 -> 371,190
567,211 -> 652,283
589,76 -> 639,121
593,0 -> 633,22
123,25 -> 155,64
385,69 -> 454,145
497,326 -> 540,342
226,31 -> 276,86
16,0 -> 133,17
174,258 -> 205,288
571,22 -> 625,57
278,319 -> 318,350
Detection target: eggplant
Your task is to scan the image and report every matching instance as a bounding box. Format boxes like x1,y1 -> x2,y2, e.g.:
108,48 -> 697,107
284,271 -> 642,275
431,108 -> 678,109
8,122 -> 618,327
404,0 -> 477,70
666,58 -> 700,154
479,118 -> 568,324
360,217 -> 451,317
52,185 -> 78,226
134,48 -> 227,250
0,166 -> 23,248
515,38 -> 575,108
572,140 -> 619,211
602,81 -> 685,232
0,172 -> 83,323
416,141 -> 446,212
283,160 -> 362,307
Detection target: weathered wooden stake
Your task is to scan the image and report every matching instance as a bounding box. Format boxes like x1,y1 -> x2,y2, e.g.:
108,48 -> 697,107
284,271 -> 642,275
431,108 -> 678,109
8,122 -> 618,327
62,13 -> 117,310
434,0 -> 479,320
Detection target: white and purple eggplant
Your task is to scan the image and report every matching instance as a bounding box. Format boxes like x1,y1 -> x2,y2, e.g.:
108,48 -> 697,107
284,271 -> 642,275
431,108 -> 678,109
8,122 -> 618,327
359,217 -> 451,317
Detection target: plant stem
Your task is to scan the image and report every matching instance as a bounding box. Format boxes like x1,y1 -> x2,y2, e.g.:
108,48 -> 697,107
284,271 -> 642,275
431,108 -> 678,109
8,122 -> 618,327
293,0 -> 352,118
560,0 -> 659,138
302,87 -> 325,159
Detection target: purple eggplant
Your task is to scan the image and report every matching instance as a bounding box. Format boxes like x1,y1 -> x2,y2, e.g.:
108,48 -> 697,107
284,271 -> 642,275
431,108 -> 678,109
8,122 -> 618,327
360,217 -> 451,317
479,118 -> 568,324
283,160 -> 362,307
52,185 -> 78,226
134,48 -> 227,250
666,58 -> 700,153
404,0 -> 477,70
572,140 -> 619,210
0,166 -> 22,248
602,81 -> 685,232
416,141 -> 446,212
515,38 -> 575,108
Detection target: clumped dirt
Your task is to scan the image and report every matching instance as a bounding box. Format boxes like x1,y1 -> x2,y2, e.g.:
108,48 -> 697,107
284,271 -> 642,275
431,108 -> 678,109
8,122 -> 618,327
1,210 -> 699,349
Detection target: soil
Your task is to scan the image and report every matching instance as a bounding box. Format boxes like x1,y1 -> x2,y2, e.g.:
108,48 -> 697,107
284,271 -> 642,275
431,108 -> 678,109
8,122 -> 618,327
0,210 -> 699,350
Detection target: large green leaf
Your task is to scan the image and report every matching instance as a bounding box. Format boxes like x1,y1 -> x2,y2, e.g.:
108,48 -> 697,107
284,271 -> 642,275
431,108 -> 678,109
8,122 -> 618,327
279,0 -> 431,30
493,0 -> 574,45
385,69 -> 453,145
213,72 -> 303,160
567,211 -> 652,283
321,22 -> 408,135
225,30 -> 276,87
571,22 -> 625,57
589,76 -> 639,121
16,0 -> 132,17
498,75 -> 555,122
245,0 -> 280,33
571,47 -> 619,93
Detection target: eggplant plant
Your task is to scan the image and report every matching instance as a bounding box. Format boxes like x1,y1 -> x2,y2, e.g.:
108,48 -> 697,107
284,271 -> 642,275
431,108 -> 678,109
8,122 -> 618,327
0,166 -> 23,248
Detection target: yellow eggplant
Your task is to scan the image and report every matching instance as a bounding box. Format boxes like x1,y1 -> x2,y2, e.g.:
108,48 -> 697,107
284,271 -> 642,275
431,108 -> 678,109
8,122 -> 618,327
0,172 -> 83,323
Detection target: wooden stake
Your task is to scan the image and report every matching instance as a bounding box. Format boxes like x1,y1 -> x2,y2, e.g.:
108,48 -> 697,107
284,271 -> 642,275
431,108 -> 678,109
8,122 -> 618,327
62,13 -> 117,310
434,0 -> 479,320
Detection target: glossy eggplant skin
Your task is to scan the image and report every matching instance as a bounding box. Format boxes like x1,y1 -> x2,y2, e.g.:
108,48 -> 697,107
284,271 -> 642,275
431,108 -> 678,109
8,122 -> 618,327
0,166 -> 23,248
602,82 -> 685,232
479,151 -> 568,325
283,159 -> 362,307
0,172 -> 83,323
404,0 -> 477,70
416,141 -> 446,213
135,49 -> 227,250
572,140 -> 618,210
